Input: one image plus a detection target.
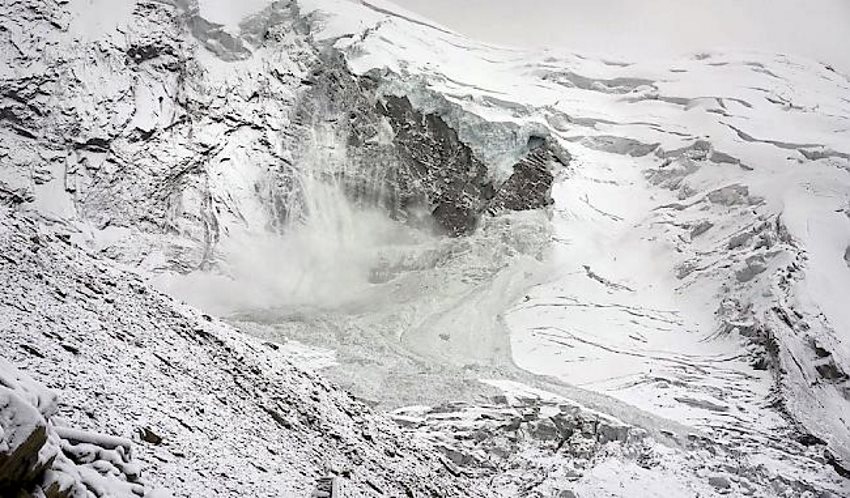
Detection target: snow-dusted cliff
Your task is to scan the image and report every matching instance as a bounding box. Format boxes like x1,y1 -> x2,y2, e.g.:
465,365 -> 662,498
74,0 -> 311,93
2,0 -> 850,496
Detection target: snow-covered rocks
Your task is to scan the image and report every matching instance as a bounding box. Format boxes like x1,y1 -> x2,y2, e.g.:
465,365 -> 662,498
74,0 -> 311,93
3,0 -> 850,496
390,388 -> 643,488
0,206 -> 486,496
0,377 -> 53,494
1,358 -> 151,498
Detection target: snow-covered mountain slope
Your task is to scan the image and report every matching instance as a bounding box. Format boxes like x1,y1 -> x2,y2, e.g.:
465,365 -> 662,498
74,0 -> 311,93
2,0 -> 850,496
281,0 -> 850,492
0,0 -> 322,273
300,0 -> 850,465
1,356 -> 160,497
0,206 -> 487,497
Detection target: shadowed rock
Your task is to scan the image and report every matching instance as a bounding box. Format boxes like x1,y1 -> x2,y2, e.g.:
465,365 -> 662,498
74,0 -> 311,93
378,95 -> 495,236
0,410 -> 49,494
297,52 -> 563,237
488,136 -> 566,214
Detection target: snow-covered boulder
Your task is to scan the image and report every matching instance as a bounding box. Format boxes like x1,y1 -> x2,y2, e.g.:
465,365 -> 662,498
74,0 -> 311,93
1,358 -> 152,498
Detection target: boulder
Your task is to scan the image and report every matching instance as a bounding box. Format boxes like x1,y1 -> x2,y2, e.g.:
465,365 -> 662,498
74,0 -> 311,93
0,389 -> 51,493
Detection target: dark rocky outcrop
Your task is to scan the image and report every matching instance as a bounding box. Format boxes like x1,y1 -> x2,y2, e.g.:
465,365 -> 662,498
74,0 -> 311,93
488,136 -> 567,214
294,51 -> 565,236
0,418 -> 50,495
377,95 -> 495,235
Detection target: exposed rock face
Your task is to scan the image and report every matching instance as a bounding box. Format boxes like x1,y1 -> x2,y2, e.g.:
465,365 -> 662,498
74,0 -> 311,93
488,137 -> 567,214
377,95 -> 495,235
292,51 -> 561,237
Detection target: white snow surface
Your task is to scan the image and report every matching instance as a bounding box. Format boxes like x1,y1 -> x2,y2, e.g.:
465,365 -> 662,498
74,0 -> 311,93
0,207 -> 485,497
2,0 -> 850,496
300,0 -> 850,490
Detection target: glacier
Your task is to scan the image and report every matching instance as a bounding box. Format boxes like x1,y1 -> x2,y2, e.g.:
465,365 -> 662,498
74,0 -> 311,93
1,0 -> 850,496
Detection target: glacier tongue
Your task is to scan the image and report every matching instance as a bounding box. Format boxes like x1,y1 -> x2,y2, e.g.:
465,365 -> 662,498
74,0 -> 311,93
2,0 -> 850,496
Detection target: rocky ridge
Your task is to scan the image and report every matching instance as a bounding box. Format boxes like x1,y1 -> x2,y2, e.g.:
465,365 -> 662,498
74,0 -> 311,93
0,0 -> 558,271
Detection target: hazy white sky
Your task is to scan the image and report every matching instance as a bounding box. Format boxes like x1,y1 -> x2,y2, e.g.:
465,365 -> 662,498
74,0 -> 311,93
391,0 -> 850,72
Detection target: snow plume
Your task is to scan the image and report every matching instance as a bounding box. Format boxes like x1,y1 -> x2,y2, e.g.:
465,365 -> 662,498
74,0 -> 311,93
162,126 -> 429,314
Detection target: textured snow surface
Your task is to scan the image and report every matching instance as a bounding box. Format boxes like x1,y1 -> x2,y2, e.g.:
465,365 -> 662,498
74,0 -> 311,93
0,356 -> 157,497
2,0 -> 850,496
0,208 -> 485,497
292,0 -> 850,493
